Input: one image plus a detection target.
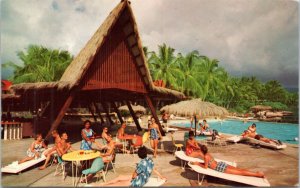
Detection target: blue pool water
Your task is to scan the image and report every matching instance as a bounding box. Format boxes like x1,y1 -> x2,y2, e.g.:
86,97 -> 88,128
175,120 -> 299,144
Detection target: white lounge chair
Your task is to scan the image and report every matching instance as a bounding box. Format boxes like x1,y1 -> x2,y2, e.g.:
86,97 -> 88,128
188,162 -> 270,187
1,149 -> 49,174
226,135 -> 287,149
144,177 -> 166,187
196,130 -> 212,136
245,137 -> 287,150
226,135 -> 246,143
163,126 -> 178,133
175,151 -> 236,169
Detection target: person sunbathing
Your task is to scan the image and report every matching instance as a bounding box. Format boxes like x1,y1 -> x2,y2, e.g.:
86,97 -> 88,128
19,133 -> 48,164
186,131 -> 204,159
192,145 -> 264,178
96,146 -> 167,187
39,130 -> 61,170
247,123 -> 257,137
254,134 -> 282,145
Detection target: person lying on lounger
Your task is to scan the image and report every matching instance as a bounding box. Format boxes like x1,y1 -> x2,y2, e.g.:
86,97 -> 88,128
254,134 -> 282,145
192,145 -> 264,178
186,131 -> 204,159
19,133 -> 48,164
96,146 -> 167,187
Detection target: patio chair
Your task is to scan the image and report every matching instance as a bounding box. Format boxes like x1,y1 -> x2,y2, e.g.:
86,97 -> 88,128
80,157 -> 106,184
103,151 -> 116,175
53,155 -> 66,180
170,133 -> 183,155
129,132 -> 149,157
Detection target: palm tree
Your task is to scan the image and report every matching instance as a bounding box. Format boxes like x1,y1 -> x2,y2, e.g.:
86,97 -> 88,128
177,50 -> 203,97
148,43 -> 182,89
198,56 -> 226,101
2,45 -> 73,83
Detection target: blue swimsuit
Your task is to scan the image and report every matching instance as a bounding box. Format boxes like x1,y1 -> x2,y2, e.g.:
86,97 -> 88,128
150,128 -> 159,140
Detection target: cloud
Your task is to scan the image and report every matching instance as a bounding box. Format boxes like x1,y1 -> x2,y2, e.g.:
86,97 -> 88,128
1,0 -> 298,87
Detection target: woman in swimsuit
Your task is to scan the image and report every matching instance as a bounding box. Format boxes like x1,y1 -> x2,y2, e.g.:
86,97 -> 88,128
186,131 -> 204,159
19,133 -> 47,164
192,145 -> 264,177
149,117 -> 162,158
80,120 -> 95,150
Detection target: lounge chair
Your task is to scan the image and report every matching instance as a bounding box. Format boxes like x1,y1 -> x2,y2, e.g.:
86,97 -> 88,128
245,137 -> 287,150
226,135 -> 287,150
144,177 -> 167,187
1,149 -> 50,174
226,135 -> 247,143
174,151 -> 236,169
188,162 -> 270,187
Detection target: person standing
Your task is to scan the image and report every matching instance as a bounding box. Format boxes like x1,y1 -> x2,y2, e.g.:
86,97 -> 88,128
149,117 -> 162,158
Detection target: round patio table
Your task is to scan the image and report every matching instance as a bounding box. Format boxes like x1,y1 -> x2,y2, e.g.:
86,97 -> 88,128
62,150 -> 100,187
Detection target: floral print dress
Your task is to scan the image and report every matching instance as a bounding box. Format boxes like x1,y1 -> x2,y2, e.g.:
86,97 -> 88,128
130,157 -> 154,187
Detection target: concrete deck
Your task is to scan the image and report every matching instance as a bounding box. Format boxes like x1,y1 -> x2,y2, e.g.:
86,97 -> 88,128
1,129 -> 298,187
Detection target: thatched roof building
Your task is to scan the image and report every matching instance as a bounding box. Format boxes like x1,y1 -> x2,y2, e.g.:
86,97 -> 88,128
118,105 -> 146,114
160,98 -> 229,117
4,0 -> 185,138
250,105 -> 272,112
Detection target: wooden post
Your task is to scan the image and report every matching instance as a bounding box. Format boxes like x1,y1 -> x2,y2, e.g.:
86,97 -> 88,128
101,102 -> 114,125
126,101 -> 142,131
111,102 -> 124,124
144,94 -> 165,136
93,102 -> 104,124
45,92 -> 75,140
88,104 -> 98,123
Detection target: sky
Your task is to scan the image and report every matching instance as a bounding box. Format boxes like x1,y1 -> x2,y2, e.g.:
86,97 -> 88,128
1,0 -> 299,88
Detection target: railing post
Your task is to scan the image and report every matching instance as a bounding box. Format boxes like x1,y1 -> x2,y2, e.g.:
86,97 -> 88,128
9,124 -> 12,140
16,123 -> 20,139
20,123 -> 23,139
4,124 -> 8,140
13,124 -> 16,140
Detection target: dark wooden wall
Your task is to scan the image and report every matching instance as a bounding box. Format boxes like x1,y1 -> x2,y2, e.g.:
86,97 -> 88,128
82,15 -> 146,94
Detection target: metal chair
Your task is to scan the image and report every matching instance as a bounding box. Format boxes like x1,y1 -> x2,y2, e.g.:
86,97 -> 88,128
170,133 -> 183,155
53,155 -> 66,180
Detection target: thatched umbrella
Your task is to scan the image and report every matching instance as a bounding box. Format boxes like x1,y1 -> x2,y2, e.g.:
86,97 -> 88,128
250,105 -> 272,113
160,98 -> 229,118
118,105 -> 146,114
161,99 -> 229,136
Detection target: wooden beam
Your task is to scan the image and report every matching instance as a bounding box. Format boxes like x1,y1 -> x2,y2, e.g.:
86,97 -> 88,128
93,102 -> 104,124
126,100 -> 142,131
45,92 -> 75,140
144,94 -> 165,136
101,102 -> 114,125
88,104 -> 98,123
111,101 -> 124,124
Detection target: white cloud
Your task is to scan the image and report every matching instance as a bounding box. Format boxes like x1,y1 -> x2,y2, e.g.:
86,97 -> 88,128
1,0 -> 298,87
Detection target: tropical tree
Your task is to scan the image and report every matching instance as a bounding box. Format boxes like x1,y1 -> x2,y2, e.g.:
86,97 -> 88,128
176,50 -> 203,97
2,45 -> 73,83
198,56 -> 226,101
148,43 -> 182,89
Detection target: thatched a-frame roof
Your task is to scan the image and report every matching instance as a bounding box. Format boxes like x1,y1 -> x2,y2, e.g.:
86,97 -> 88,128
160,98 -> 229,117
11,0 -> 185,100
118,105 -> 146,114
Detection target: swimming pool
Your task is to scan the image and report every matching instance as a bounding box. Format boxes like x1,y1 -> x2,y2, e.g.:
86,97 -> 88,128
174,120 -> 299,144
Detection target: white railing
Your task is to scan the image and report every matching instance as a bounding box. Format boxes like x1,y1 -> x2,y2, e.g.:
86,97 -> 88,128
1,122 -> 23,140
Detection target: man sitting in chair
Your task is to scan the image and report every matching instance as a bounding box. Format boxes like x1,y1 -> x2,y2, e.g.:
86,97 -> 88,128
56,132 -> 74,157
